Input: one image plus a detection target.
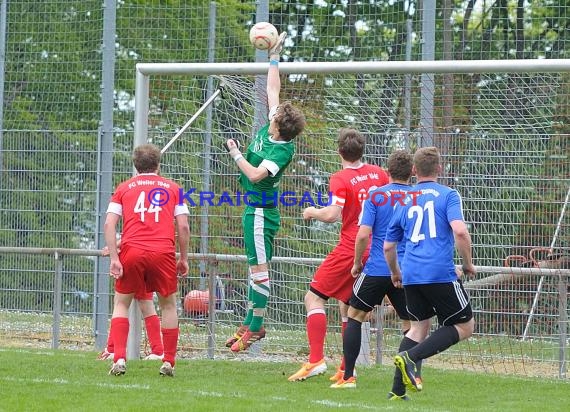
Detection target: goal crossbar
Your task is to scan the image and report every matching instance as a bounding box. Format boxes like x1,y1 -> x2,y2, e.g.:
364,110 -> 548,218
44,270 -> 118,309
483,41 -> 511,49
134,59 -> 570,145
136,59 -> 570,76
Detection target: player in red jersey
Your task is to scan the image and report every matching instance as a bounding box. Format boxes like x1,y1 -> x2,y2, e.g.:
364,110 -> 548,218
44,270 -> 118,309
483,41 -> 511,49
104,144 -> 190,377
99,242 -> 164,361
288,128 -> 388,382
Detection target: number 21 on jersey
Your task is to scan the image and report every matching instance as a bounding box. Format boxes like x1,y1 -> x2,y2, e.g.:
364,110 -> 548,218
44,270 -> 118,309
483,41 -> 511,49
408,200 -> 436,242
134,191 -> 162,222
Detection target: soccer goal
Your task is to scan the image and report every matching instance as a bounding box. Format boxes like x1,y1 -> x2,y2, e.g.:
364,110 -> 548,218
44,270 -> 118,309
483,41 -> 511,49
132,60 -> 570,378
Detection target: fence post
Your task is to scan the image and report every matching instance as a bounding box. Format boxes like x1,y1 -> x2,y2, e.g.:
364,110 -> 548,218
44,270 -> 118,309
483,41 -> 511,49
206,259 -> 216,359
52,252 -> 63,349
374,304 -> 384,365
558,271 -> 568,379
356,321 -> 371,366
126,301 -> 142,360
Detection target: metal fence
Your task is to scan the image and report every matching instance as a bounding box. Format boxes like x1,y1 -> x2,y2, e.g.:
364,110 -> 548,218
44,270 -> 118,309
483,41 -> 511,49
0,247 -> 568,378
1,0 -> 570,380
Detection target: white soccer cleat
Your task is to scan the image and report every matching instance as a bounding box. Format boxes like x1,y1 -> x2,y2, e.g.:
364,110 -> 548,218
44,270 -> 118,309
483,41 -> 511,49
109,358 -> 126,376
159,361 -> 175,377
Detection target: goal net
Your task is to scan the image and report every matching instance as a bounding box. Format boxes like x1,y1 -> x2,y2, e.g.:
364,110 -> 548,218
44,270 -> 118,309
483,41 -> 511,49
133,61 -> 570,376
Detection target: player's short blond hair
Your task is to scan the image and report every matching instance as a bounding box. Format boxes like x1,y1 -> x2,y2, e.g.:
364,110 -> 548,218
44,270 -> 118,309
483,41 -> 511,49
413,146 -> 440,177
133,144 -> 161,173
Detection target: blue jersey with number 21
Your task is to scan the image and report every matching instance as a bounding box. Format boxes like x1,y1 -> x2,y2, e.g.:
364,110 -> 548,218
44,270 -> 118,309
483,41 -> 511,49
385,181 -> 465,285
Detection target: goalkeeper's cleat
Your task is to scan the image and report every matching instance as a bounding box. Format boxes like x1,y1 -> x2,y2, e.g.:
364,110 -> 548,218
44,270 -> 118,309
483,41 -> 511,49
387,391 -> 410,401
394,351 -> 420,392
143,353 -> 164,361
159,361 -> 175,377
329,376 -> 356,389
288,359 -> 327,382
108,358 -> 126,376
329,367 -> 357,382
97,348 -> 114,361
415,376 -> 423,391
269,32 -> 287,56
230,327 -> 266,353
225,325 -> 249,348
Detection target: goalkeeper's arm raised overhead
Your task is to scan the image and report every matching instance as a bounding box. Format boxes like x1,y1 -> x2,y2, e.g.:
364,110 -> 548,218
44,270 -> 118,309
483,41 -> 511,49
267,32 -> 286,109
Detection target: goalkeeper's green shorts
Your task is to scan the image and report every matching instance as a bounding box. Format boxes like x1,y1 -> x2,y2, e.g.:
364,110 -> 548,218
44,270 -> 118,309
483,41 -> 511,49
242,206 -> 280,266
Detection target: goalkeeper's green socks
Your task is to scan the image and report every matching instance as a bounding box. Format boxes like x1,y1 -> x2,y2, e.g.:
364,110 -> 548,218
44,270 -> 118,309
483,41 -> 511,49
248,271 -> 270,332
242,286 -> 254,326
248,286 -> 268,331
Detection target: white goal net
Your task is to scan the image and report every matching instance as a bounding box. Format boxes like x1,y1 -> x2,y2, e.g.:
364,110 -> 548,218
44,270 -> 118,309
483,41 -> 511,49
133,60 -> 570,376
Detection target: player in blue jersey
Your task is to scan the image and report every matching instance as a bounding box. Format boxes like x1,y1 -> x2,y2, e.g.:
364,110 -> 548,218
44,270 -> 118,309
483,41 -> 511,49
384,146 -> 476,396
330,150 -> 423,395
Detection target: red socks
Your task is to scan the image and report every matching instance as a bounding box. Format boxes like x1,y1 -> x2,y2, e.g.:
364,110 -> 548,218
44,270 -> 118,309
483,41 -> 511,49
161,327 -> 179,366
110,317 -> 129,362
306,309 -> 327,363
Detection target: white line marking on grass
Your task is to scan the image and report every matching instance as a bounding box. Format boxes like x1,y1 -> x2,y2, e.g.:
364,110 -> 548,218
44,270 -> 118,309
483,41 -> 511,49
0,376 -> 151,390
0,348 -> 55,356
1,377 -> 69,384
95,382 -> 152,390
193,390 -> 226,398
311,399 -> 382,410
0,376 -> 229,394
0,348 -> 86,358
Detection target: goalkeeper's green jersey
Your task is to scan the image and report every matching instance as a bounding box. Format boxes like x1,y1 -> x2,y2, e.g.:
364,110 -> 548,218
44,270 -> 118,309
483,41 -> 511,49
239,122 -> 295,206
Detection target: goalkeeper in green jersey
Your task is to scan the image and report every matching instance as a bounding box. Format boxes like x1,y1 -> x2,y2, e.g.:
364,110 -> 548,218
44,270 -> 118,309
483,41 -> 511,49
224,32 -> 306,352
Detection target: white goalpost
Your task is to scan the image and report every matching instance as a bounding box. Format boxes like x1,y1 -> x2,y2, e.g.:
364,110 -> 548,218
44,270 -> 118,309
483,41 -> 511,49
129,59 -> 570,378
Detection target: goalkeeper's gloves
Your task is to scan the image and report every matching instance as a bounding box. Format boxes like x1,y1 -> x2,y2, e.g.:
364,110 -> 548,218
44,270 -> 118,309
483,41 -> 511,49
269,32 -> 287,57
223,138 -> 241,152
224,138 -> 244,163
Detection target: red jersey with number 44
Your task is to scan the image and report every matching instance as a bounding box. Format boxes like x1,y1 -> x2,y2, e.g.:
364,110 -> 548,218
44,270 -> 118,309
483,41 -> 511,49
329,163 -> 388,253
107,173 -> 189,253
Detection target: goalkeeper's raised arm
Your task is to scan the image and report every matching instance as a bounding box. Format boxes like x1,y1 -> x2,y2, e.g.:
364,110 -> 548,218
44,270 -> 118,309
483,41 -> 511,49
267,32 -> 286,108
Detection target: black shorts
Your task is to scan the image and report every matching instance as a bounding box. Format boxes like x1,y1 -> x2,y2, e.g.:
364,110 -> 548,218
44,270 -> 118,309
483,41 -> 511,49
404,280 -> 473,326
349,273 -> 409,320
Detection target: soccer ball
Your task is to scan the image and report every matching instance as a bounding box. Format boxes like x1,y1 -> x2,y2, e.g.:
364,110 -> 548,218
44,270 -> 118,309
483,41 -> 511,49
183,290 -> 209,314
249,22 -> 278,50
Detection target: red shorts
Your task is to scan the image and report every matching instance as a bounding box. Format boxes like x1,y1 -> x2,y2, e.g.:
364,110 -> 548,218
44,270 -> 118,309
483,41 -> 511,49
310,246 -> 369,304
115,244 -> 178,298
134,291 -> 153,300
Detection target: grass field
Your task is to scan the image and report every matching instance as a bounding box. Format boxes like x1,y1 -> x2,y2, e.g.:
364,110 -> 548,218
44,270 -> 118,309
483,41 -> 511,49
0,348 -> 568,412
1,310 -> 565,378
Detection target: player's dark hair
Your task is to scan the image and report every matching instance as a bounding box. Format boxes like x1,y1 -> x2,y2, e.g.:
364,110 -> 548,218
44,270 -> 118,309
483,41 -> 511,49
387,150 -> 413,182
275,101 -> 306,141
133,144 -> 161,173
337,128 -> 364,162
413,146 -> 440,177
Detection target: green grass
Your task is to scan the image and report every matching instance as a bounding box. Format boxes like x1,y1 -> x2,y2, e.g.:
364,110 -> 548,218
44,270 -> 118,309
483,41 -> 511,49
0,348 -> 568,412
